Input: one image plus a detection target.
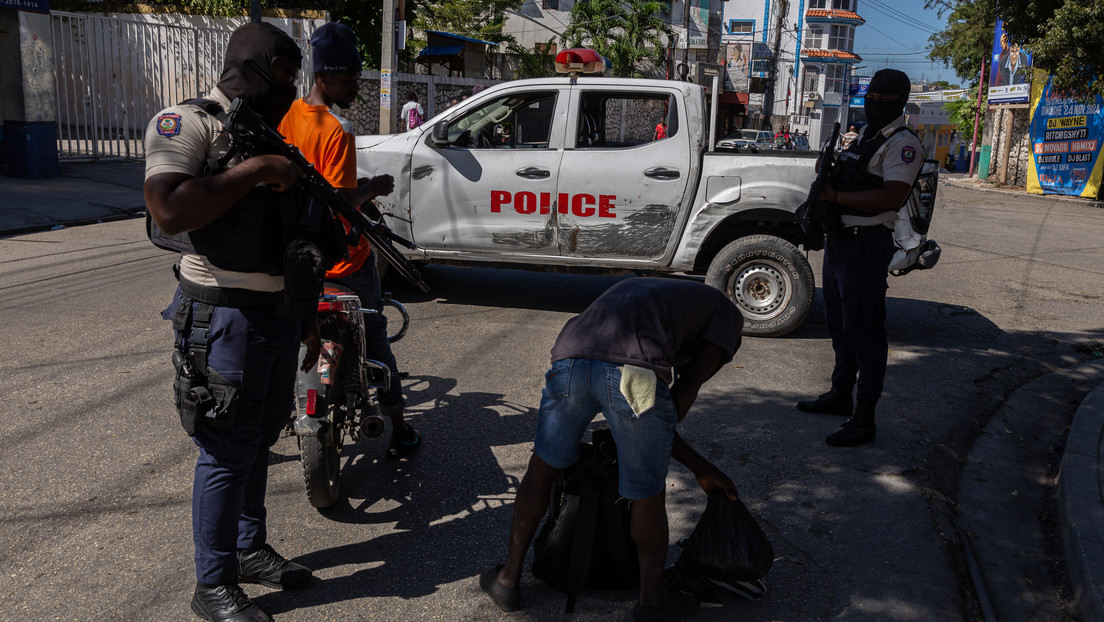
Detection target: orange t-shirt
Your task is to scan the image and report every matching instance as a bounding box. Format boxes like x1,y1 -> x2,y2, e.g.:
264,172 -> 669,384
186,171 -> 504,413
277,98 -> 370,279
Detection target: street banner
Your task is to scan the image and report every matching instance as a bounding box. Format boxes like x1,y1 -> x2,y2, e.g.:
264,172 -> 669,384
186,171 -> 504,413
1026,69 -> 1104,199
988,18 -> 1032,104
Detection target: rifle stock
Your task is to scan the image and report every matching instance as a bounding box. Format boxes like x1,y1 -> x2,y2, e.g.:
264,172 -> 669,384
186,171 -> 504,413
222,98 -> 429,293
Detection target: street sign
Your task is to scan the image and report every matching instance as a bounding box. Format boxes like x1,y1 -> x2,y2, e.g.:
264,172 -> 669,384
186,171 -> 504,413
751,59 -> 772,73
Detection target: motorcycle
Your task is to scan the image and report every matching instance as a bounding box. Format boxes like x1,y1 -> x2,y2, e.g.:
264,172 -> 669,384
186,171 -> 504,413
291,282 -> 410,509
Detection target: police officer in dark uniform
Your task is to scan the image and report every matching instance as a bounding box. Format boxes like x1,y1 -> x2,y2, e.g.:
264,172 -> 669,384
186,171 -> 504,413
796,69 -> 924,447
144,23 -> 320,622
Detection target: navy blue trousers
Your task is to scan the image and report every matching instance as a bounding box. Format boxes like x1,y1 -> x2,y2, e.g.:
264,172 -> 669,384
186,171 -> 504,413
333,251 -> 403,407
821,234 -> 895,406
166,290 -> 300,585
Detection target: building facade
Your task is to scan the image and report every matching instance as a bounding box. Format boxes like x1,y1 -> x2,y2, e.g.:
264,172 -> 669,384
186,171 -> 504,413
721,0 -> 865,144
502,0 -> 725,81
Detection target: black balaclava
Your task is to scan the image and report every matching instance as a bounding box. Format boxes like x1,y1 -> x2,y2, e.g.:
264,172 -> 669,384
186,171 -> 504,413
217,22 -> 303,127
863,68 -> 911,136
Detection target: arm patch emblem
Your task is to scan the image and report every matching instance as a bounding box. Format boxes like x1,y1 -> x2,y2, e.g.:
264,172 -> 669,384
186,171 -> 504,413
157,113 -> 182,137
901,146 -> 916,163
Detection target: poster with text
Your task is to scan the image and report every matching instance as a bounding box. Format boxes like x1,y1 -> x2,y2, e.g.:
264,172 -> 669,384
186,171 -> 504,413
988,18 -> 1032,104
1027,71 -> 1103,199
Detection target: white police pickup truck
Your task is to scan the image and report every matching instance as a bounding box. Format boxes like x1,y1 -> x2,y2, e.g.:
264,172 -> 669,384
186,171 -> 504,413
356,73 -> 821,336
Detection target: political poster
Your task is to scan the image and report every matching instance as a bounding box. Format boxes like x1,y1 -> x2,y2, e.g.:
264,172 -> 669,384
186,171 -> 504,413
988,18 -> 1032,104
1026,70 -> 1104,199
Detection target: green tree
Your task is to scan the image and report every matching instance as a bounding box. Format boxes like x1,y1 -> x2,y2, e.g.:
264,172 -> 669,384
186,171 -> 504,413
944,86 -> 986,141
926,0 -> 1103,98
924,0 -> 997,86
561,0 -> 673,78
1000,0 -> 1104,98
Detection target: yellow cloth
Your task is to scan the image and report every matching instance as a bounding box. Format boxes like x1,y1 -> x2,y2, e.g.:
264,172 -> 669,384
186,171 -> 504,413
619,365 -> 657,418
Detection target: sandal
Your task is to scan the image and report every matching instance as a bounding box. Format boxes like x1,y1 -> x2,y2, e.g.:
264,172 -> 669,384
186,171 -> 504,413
386,425 -> 421,460
479,564 -> 520,612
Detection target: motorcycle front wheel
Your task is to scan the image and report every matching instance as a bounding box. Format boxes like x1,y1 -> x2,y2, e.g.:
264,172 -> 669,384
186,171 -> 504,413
300,434 -> 340,509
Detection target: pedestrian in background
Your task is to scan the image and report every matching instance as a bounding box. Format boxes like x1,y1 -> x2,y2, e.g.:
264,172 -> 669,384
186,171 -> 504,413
797,68 -> 925,447
840,125 -> 859,151
143,22 -> 315,622
400,91 -> 425,131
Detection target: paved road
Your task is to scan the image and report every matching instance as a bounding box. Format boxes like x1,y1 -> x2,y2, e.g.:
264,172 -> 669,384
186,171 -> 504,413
1,181 -> 1101,621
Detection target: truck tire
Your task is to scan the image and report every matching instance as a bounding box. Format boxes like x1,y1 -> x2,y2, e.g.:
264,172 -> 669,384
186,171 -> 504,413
706,235 -> 814,337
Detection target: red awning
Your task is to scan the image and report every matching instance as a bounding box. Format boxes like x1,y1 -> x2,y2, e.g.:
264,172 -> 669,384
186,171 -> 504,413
719,92 -> 749,105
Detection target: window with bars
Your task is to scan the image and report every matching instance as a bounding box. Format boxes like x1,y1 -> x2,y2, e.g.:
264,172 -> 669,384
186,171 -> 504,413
542,0 -> 559,9
803,69 -> 820,93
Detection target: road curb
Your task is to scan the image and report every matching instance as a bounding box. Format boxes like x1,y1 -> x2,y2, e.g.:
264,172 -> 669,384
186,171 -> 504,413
1059,375 -> 1104,622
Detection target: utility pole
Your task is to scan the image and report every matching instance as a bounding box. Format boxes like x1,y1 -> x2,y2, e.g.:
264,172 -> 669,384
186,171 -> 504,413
380,0 -> 398,134
968,60 -> 986,178
765,0 -> 787,128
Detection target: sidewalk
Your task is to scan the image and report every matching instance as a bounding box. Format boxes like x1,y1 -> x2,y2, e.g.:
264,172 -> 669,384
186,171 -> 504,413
0,160 -> 146,237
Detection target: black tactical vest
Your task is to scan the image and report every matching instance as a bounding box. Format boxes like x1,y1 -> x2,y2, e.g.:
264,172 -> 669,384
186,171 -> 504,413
146,99 -> 298,275
831,126 -> 916,218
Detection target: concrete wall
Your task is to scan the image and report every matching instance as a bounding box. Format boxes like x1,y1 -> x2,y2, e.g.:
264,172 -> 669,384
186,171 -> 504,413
986,106 -> 1032,187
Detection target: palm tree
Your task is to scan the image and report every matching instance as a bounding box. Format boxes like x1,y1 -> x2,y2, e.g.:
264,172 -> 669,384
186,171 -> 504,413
562,0 -> 674,78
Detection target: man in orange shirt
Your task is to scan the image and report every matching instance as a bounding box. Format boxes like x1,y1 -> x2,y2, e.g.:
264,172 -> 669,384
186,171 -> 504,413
278,22 -> 420,458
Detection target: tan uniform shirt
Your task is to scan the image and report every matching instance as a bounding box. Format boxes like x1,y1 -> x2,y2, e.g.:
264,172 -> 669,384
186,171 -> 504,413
143,88 -> 283,292
841,116 -> 925,228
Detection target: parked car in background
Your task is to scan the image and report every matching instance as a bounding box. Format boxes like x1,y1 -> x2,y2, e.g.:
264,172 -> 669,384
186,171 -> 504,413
716,128 -> 774,151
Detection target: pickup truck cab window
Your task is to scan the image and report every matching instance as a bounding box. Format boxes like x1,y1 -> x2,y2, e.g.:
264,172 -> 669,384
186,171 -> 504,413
447,92 -> 557,149
575,92 -> 677,149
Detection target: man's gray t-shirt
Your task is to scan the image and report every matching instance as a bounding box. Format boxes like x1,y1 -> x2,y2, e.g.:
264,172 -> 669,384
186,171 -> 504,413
550,278 -> 742,385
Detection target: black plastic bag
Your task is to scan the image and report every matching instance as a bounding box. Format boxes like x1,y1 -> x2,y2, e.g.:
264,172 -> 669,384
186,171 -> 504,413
667,491 -> 773,602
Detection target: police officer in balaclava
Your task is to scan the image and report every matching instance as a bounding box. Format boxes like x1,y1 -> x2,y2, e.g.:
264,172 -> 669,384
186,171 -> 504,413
144,21 -> 319,622
796,68 -> 925,448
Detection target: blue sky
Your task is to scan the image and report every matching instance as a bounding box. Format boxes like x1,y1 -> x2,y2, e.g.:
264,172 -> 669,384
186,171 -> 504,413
852,0 -> 963,86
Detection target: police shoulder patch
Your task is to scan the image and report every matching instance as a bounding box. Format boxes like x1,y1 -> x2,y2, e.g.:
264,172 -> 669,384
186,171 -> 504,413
901,145 -> 916,163
157,113 -> 182,137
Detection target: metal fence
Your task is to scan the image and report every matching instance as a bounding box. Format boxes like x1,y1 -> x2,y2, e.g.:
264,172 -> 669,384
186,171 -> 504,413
50,12 -> 313,161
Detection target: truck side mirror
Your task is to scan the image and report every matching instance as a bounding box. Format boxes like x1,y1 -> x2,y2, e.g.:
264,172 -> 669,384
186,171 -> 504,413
431,120 -> 450,147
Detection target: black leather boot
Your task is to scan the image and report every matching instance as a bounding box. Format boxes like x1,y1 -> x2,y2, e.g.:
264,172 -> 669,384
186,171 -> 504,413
190,583 -> 273,622
238,544 -> 312,589
825,402 -> 876,447
797,389 -> 853,416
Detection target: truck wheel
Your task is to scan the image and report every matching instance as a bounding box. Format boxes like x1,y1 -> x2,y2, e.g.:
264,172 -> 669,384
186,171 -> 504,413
706,235 -> 814,337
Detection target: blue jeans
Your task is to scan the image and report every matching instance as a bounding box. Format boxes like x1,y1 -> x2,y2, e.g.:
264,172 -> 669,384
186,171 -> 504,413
333,251 -> 402,407
533,358 -> 677,500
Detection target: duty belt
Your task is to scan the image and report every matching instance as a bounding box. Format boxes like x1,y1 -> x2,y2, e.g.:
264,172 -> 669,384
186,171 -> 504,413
831,224 -> 891,238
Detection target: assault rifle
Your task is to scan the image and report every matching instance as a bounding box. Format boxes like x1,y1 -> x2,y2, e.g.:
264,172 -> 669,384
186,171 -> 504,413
794,122 -> 840,251
221,98 -> 429,293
